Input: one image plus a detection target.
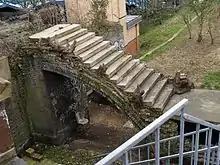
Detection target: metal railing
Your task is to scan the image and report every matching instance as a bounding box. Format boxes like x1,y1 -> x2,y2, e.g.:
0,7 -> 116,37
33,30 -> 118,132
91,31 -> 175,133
95,99 -> 220,165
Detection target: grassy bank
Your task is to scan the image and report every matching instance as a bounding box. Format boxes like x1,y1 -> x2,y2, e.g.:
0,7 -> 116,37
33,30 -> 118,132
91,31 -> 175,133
139,8 -> 194,60
140,10 -> 184,53
204,72 -> 220,90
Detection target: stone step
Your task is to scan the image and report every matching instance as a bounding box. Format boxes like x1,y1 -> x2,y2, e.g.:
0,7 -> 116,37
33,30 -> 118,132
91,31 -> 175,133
84,46 -> 117,67
143,78 -> 168,106
125,68 -> 154,93
74,36 -> 103,56
74,32 -> 96,46
79,41 -> 110,61
117,63 -> 145,89
153,85 -> 174,110
29,24 -> 71,41
57,28 -> 88,45
141,73 -> 162,99
106,55 -> 132,78
50,24 -> 81,40
92,51 -> 124,70
110,59 -> 139,84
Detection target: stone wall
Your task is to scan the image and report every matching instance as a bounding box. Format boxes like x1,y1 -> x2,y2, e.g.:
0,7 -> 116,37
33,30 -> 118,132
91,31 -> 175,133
8,77 -> 31,154
18,56 -> 89,145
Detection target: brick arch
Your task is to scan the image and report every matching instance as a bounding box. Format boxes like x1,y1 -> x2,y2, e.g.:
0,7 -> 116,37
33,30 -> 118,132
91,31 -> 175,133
38,57 -> 146,129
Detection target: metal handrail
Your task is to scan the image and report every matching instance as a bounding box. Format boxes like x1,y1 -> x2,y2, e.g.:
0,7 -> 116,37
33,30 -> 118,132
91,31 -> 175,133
132,127 -> 209,149
95,99 -> 188,165
129,146 -> 219,164
184,113 -> 220,131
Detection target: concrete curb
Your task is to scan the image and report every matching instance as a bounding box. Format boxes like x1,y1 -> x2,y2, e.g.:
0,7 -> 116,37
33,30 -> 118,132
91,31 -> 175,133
0,147 -> 16,164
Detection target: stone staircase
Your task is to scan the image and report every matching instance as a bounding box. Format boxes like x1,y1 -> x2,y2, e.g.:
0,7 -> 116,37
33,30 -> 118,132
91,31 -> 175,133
29,24 -> 175,111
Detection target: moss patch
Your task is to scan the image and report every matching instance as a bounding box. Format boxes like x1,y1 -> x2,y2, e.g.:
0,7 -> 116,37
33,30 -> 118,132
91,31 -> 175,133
24,157 -> 60,165
45,147 -> 101,165
204,72 -> 220,90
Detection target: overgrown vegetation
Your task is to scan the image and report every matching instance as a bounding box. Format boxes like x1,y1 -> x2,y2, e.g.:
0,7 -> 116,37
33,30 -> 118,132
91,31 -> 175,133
88,0 -> 122,39
25,143 -> 102,165
89,0 -> 109,32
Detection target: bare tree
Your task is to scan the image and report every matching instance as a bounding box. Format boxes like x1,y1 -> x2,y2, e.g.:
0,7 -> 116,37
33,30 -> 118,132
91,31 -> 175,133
182,13 -> 192,39
207,19 -> 214,44
186,0 -> 216,43
207,5 -> 216,44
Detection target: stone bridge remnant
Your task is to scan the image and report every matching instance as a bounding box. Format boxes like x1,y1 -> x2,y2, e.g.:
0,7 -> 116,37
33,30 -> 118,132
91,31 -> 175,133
6,24 -> 188,154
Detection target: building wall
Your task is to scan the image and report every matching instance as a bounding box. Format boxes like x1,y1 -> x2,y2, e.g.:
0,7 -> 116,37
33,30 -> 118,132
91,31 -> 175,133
124,24 -> 140,55
66,0 -> 126,24
0,56 -> 13,154
0,101 -> 13,153
125,35 -> 140,55
65,0 -> 140,55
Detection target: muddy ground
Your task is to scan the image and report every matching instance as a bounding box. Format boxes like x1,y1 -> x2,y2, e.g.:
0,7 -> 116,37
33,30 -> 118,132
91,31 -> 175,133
67,101 -> 138,153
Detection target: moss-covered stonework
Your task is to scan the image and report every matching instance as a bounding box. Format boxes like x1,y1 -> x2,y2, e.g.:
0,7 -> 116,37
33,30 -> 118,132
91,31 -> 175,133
7,39 -> 178,154
22,45 -> 155,129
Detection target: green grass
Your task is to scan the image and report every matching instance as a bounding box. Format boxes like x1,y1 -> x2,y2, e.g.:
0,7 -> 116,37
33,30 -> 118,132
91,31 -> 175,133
139,8 -> 193,60
24,157 -> 59,165
140,28 -> 186,61
204,72 -> 220,90
140,11 -> 184,53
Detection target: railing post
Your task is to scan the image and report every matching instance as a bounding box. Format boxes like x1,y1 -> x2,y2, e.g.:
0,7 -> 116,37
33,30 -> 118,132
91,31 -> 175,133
146,146 -> 150,165
191,134 -> 195,165
216,132 -> 220,165
179,106 -> 185,165
206,128 -> 212,165
204,129 -> 208,165
167,140 -> 171,165
122,152 -> 129,165
211,150 -> 215,165
194,124 -> 200,165
155,128 -> 160,165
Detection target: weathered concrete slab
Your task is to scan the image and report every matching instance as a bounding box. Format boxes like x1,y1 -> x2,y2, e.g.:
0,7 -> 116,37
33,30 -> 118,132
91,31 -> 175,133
0,56 -> 11,80
4,157 -> 27,165
0,148 -> 17,165
0,77 -> 11,101
29,24 -> 70,40
165,89 -> 220,123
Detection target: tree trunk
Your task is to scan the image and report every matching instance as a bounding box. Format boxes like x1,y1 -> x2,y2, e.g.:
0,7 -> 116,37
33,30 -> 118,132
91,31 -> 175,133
187,26 -> 192,39
197,32 -> 202,42
208,20 -> 214,44
197,18 -> 203,43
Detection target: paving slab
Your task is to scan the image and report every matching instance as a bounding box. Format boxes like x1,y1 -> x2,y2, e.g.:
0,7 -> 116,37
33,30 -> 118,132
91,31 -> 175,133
4,157 -> 26,165
165,89 -> 220,123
